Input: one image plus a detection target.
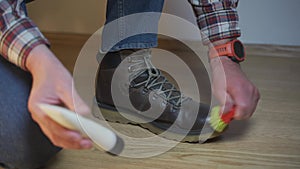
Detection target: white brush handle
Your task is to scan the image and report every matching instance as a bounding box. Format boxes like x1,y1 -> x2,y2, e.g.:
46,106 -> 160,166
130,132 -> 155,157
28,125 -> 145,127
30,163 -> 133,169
38,104 -> 123,155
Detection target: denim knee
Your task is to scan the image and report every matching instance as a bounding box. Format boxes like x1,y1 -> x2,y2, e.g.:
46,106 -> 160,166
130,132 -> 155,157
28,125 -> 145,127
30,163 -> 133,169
1,154 -> 56,169
0,57 -> 61,169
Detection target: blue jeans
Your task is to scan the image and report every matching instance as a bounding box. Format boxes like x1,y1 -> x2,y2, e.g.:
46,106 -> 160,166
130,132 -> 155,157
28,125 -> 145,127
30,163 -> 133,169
0,57 -> 61,169
103,0 -> 164,51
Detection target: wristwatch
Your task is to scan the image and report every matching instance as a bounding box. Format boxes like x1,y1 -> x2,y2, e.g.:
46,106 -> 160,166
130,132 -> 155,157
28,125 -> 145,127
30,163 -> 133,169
209,39 -> 245,63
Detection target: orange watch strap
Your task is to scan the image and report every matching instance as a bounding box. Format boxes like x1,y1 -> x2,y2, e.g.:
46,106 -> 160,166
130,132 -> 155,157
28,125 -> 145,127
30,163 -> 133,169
209,40 -> 235,59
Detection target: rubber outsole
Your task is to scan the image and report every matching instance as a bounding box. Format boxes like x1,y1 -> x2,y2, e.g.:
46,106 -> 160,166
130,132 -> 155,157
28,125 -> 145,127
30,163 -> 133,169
94,103 -> 221,143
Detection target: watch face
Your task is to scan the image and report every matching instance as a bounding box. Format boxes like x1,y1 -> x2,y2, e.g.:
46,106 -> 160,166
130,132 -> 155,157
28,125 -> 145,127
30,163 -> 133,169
233,41 -> 245,60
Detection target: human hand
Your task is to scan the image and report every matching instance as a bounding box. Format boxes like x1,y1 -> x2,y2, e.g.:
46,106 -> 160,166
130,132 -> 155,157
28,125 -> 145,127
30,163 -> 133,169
210,56 -> 260,120
26,45 -> 93,149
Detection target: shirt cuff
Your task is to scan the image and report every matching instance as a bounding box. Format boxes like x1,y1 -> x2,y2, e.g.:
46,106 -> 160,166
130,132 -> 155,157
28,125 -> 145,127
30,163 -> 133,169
191,0 -> 241,45
198,9 -> 241,45
0,17 -> 50,70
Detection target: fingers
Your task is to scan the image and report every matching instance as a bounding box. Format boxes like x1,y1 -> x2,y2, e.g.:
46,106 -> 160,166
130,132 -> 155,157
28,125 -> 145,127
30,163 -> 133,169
60,82 -> 90,116
72,89 -> 91,115
214,84 -> 260,120
212,78 -> 235,114
221,93 -> 235,114
28,101 -> 93,149
42,116 -> 93,149
231,83 -> 260,120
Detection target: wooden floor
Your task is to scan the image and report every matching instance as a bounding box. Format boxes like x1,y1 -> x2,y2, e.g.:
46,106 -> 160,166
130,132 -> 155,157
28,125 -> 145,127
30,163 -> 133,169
41,33 -> 300,169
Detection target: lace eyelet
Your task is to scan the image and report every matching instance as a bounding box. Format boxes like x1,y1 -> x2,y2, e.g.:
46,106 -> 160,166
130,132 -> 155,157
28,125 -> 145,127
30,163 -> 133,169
127,56 -> 132,63
128,66 -> 133,72
161,101 -> 167,108
142,88 -> 148,95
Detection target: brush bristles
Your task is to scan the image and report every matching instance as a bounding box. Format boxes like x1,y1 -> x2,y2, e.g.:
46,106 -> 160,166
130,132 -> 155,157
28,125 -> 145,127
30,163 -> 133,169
209,106 -> 228,133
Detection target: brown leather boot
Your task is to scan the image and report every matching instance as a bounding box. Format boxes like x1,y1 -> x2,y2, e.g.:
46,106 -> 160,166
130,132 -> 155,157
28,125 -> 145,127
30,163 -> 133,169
95,49 -> 220,142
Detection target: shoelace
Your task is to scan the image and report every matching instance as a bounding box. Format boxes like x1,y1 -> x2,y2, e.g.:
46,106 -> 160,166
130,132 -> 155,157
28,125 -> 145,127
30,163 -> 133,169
127,49 -> 188,106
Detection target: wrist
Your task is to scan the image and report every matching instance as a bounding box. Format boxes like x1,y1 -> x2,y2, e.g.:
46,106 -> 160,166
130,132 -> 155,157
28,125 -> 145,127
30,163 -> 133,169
26,44 -> 62,76
210,56 -> 241,76
210,56 -> 240,66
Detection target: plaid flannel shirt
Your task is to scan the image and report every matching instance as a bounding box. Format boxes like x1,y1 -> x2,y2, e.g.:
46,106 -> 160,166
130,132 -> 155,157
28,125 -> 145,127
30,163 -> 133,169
0,0 -> 240,69
189,0 -> 241,45
0,0 -> 49,70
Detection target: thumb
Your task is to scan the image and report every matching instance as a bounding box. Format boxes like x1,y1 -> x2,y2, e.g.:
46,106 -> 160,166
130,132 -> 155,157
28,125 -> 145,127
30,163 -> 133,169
62,84 -> 90,116
220,93 -> 234,115
72,89 -> 91,116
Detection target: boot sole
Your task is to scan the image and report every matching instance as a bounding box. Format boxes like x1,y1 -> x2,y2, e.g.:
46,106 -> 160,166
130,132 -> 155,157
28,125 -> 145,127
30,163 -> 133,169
93,100 -> 221,143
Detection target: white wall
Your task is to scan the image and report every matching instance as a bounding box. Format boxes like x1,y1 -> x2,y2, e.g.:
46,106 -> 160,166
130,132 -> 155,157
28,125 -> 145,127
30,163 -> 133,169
238,0 -> 300,46
27,0 -> 300,46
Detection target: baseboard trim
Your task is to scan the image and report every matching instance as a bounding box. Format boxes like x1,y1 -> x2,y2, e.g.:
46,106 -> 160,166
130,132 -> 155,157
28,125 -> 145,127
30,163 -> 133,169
43,32 -> 300,58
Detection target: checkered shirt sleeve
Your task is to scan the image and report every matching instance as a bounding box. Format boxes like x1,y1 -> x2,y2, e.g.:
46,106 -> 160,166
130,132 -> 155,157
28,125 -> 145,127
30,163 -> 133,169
189,0 -> 241,45
0,0 -> 49,70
